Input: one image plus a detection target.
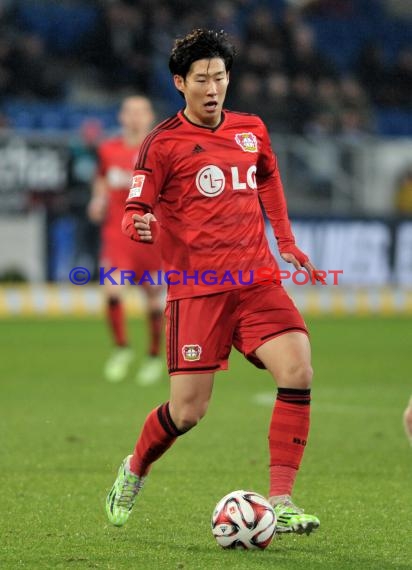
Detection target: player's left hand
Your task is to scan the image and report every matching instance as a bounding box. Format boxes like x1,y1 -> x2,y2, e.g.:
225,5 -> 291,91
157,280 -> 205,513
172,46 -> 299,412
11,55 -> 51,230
280,245 -> 325,284
132,213 -> 158,242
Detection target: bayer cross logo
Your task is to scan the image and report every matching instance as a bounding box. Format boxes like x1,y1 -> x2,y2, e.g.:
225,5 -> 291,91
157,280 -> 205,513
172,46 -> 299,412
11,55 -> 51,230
196,165 -> 225,197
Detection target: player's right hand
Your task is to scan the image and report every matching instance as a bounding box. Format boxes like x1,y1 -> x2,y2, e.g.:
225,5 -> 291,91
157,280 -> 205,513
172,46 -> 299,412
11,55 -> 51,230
132,213 -> 158,242
122,208 -> 158,243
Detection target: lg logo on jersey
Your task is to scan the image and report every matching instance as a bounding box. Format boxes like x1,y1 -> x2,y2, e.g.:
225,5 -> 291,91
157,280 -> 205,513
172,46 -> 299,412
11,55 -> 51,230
195,164 -> 257,197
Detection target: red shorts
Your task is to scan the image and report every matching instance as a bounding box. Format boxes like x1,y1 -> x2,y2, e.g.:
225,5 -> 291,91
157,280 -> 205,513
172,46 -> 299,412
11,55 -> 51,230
100,231 -> 162,282
165,282 -> 308,375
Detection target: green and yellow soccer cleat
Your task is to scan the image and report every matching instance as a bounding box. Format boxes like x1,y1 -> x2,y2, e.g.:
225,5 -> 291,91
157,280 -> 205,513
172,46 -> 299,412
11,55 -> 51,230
270,496 -> 320,535
104,347 -> 134,383
106,455 -> 144,526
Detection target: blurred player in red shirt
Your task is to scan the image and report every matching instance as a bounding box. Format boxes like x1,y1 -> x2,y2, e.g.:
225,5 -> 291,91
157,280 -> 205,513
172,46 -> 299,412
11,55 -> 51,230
106,30 -> 321,533
88,96 -> 164,385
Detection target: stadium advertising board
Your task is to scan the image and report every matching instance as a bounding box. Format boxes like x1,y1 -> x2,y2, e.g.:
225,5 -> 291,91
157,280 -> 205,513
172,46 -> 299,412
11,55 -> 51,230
0,135 -> 68,212
267,219 -> 412,286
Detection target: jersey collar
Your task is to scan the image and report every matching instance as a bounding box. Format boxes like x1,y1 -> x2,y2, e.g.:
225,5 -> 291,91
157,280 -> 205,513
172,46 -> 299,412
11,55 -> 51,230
179,109 -> 226,132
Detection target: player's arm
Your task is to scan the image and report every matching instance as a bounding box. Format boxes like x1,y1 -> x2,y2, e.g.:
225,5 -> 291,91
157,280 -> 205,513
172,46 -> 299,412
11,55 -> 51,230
257,123 -> 323,282
122,138 -> 166,244
88,145 -> 109,224
87,174 -> 108,224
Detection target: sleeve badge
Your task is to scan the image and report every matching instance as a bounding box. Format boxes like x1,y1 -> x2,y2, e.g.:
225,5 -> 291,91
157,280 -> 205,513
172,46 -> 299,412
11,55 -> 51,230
128,174 -> 145,198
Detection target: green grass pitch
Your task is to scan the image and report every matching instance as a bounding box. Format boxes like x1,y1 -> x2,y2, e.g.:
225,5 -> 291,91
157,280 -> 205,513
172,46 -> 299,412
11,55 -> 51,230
1,316 -> 411,569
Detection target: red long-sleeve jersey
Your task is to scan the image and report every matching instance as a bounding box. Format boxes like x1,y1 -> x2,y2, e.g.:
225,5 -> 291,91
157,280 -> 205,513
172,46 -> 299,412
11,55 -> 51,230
124,109 -> 297,300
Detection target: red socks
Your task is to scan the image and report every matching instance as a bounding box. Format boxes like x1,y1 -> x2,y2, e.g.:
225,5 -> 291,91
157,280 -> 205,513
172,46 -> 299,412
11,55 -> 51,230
107,297 -> 127,346
129,390 -> 310,491
129,402 -> 182,477
148,309 -> 163,357
269,388 -> 311,497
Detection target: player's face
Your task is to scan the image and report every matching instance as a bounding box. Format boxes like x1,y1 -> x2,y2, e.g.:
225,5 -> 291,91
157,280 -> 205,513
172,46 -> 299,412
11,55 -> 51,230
174,58 -> 229,127
119,97 -> 155,137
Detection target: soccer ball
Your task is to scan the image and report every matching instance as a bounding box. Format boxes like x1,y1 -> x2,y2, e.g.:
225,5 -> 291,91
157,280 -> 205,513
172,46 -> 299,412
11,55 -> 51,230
211,490 -> 276,550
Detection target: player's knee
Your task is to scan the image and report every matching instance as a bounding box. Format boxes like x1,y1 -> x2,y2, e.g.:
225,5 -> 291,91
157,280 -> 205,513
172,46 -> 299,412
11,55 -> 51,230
279,362 -> 313,389
293,363 -> 313,388
173,403 -> 208,432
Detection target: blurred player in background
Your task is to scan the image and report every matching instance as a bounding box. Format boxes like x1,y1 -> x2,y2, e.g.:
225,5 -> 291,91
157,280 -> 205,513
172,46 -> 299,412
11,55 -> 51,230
88,96 -> 164,385
404,396 -> 412,445
106,29 -> 322,534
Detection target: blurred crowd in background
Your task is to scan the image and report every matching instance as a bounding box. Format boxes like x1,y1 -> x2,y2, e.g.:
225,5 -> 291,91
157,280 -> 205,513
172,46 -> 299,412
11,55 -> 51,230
0,0 -> 411,136
0,0 -> 411,286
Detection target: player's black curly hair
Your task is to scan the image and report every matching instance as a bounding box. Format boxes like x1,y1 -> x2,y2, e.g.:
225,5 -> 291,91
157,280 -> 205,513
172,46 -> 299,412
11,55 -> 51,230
169,28 -> 236,78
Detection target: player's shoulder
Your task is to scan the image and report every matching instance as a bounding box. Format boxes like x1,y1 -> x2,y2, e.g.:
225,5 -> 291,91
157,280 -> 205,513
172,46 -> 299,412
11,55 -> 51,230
224,109 -> 266,130
145,113 -> 183,142
135,114 -> 183,169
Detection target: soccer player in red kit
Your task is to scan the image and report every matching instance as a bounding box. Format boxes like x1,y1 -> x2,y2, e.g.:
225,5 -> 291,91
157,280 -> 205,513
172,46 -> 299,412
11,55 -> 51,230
88,96 -> 164,385
106,30 -> 321,534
